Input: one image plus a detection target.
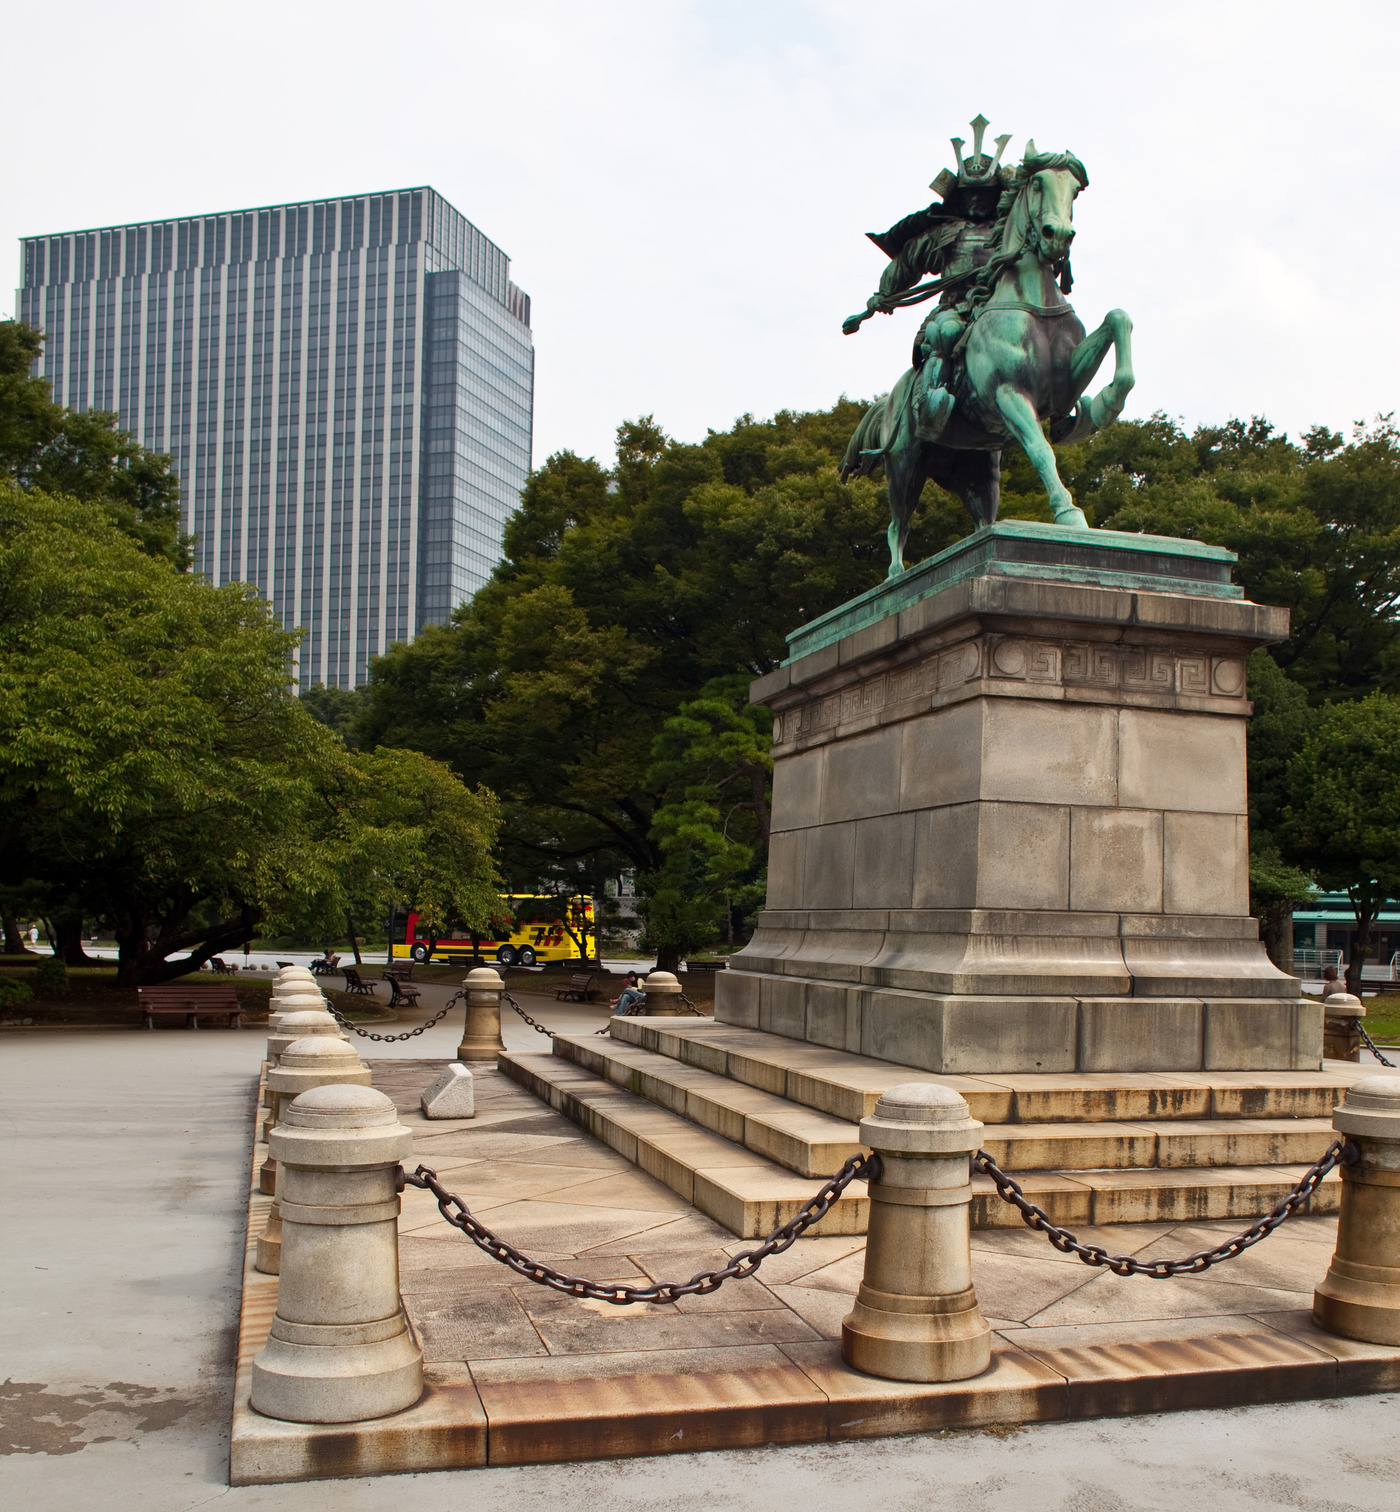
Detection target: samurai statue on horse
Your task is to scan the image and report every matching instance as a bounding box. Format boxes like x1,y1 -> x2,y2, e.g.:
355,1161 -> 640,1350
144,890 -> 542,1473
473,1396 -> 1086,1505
840,115 -> 1135,577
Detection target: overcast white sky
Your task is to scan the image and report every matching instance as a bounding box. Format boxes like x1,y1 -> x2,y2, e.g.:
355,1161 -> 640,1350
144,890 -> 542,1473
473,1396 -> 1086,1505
6,0 -> 1398,468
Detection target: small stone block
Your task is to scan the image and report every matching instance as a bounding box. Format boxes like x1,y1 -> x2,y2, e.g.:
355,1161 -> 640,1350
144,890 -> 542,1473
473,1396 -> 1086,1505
422,1063 -> 476,1119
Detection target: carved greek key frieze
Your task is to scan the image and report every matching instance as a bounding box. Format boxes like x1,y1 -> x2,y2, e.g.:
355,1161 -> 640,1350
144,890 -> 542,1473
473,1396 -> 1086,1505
771,632 -> 1247,747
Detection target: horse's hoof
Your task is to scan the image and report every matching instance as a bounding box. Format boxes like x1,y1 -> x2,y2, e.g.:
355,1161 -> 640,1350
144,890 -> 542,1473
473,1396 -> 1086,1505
1052,504 -> 1090,529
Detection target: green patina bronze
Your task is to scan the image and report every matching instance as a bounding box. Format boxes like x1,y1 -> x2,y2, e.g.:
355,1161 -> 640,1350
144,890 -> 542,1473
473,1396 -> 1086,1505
841,116 -> 1135,577
785,521 -> 1241,664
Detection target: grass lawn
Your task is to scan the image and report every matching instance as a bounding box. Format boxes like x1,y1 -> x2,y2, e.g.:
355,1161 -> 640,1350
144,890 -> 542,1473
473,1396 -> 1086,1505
1360,992 -> 1400,1046
0,959 -> 390,1027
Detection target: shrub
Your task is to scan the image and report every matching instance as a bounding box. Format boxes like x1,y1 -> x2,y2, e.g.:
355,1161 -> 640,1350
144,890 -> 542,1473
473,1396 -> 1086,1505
0,976 -> 34,1011
33,957 -> 68,995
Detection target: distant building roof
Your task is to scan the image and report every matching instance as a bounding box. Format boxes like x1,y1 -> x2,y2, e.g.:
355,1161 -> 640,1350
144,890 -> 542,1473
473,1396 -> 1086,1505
1293,891 -> 1400,924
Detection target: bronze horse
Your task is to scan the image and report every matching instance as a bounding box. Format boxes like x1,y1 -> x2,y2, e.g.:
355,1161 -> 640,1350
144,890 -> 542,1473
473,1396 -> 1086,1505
842,145 -> 1135,577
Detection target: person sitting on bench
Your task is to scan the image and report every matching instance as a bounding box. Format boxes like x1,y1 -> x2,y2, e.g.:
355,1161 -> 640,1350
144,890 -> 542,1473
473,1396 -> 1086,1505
610,972 -> 645,1016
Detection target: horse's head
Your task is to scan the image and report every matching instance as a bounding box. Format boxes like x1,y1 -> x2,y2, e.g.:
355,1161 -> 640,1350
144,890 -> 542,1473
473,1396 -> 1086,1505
1025,168 -> 1079,261
1013,147 -> 1089,265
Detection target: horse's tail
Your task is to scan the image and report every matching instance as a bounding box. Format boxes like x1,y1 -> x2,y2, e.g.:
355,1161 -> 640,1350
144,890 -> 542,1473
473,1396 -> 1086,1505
840,395 -> 890,481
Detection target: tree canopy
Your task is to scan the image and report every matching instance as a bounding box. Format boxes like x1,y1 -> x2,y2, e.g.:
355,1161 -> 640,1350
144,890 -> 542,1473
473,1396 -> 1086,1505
0,321 -> 187,568
0,480 -> 500,981
1283,694 -> 1400,994
1060,413 -> 1400,701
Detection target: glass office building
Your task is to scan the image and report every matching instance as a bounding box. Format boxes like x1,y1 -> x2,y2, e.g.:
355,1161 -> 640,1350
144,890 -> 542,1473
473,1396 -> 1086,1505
16,187 -> 533,686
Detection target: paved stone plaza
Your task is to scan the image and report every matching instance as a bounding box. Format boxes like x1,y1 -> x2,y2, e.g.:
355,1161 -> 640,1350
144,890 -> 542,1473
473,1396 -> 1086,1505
5,990 -> 1398,1508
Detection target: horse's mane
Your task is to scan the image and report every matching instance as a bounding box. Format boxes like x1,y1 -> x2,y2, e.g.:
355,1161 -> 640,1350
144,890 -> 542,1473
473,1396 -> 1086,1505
964,151 -> 1089,317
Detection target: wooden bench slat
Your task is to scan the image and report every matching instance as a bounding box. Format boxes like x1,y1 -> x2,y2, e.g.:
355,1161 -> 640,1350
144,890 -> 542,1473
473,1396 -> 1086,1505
138,983 -> 243,1029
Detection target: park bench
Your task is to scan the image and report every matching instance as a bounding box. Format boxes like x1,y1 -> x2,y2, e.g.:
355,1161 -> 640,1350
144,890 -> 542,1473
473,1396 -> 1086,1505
341,967 -> 377,997
555,972 -> 597,1002
310,953 -> 341,976
208,957 -> 238,974
683,960 -> 727,974
381,963 -> 421,1009
137,984 -> 243,1030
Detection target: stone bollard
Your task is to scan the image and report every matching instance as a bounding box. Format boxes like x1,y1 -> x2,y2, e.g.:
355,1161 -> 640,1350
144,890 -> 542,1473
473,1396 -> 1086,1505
260,1009 -> 345,1192
249,1085 -> 423,1423
841,1083 -> 992,1382
458,967 -> 505,1061
275,966 -> 320,988
639,970 -> 689,1016
255,1038 -> 373,1274
1314,1075 -> 1400,1345
1322,992 -> 1367,1062
266,1008 -> 342,1066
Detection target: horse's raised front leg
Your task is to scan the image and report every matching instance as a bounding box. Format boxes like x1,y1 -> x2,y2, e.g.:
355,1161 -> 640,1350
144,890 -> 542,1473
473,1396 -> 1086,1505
1066,308 -> 1134,437
995,385 -> 1087,528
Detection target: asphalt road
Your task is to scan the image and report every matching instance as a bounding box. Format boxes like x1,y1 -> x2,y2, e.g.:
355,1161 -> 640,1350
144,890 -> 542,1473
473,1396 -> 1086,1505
2,1015 -> 1397,1511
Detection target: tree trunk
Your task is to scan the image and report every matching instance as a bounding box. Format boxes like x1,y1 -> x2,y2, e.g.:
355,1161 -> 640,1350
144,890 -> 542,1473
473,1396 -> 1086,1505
654,944 -> 682,974
2,914 -> 33,956
345,913 -> 363,966
53,913 -> 99,968
1258,903 -> 1294,977
1346,893 -> 1378,998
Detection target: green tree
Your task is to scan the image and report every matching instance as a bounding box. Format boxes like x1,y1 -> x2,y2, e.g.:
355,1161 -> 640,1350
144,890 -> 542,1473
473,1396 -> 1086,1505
0,479 -> 345,983
1245,650 -> 1315,970
275,746 -> 502,964
357,404 -> 911,894
1283,694 -> 1400,995
643,675 -> 772,962
0,321 -> 187,568
301,682 -> 367,749
1076,414 -> 1400,701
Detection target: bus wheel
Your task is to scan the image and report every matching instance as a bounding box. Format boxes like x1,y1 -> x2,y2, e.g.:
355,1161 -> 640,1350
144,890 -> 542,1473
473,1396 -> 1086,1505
496,946 -> 518,968
519,947 -> 537,968
410,943 -> 429,964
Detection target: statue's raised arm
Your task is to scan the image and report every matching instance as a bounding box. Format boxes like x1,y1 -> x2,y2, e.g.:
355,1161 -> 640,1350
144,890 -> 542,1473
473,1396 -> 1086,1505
839,115 -> 1136,577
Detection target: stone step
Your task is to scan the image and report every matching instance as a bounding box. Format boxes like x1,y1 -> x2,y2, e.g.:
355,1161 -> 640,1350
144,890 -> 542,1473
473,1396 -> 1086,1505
607,1016 -> 1363,1125
497,1051 -> 869,1239
553,1032 -> 1338,1178
499,1050 -> 1342,1239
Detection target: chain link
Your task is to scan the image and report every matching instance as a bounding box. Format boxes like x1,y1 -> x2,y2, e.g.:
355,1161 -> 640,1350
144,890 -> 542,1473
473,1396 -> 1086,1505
401,1150 -> 879,1303
973,1140 -> 1358,1277
1357,1020 -> 1398,1069
326,995 -> 458,1043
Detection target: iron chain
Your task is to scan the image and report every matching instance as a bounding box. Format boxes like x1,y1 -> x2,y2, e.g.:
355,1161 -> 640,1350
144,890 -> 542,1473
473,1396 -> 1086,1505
401,1149 -> 880,1303
326,996 -> 457,1043
973,1139 -> 1358,1277
1357,1020 -> 1398,1069
504,990 -> 555,1038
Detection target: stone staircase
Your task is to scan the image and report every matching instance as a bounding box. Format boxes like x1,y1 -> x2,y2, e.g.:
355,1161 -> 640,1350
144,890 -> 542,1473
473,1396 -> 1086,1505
499,1016 -> 1369,1239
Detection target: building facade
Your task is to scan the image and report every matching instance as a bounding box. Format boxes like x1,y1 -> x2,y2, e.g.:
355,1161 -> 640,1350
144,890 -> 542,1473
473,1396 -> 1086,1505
17,187 -> 533,686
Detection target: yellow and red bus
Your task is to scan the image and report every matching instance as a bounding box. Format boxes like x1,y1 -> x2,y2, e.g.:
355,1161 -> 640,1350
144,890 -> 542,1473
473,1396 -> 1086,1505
390,895 -> 595,968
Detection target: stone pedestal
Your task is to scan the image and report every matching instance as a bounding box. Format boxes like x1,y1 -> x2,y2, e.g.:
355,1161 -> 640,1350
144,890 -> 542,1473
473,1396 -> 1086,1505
718,521 -> 1320,1074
